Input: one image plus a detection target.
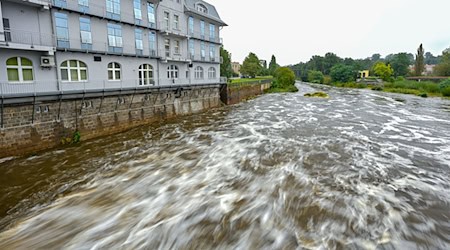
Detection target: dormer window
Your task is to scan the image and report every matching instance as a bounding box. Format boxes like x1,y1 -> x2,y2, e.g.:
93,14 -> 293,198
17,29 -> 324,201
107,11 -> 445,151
196,3 -> 207,14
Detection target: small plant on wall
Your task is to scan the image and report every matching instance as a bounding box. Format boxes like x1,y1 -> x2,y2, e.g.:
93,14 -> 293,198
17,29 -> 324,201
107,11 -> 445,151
61,131 -> 81,145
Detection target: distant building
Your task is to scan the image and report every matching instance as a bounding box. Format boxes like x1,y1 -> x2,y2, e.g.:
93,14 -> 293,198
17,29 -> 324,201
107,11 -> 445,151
359,70 -> 370,78
232,62 -> 241,75
409,64 -> 435,76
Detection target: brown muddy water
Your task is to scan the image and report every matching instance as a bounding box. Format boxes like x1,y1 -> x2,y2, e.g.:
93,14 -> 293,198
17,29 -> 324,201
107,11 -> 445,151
0,83 -> 449,249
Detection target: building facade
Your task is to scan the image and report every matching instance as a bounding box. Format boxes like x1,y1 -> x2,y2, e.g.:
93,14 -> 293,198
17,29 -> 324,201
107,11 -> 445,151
0,0 -> 226,96
231,62 -> 240,75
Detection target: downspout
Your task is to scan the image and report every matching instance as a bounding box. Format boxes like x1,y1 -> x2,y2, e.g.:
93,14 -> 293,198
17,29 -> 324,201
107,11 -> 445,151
155,1 -> 161,86
49,7 -> 60,92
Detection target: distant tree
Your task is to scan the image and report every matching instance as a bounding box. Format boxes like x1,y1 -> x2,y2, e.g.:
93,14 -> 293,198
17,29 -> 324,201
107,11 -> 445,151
275,67 -> 296,87
330,64 -> 356,83
323,52 -> 343,75
414,44 -> 425,76
425,52 -> 439,65
241,52 -> 262,78
434,51 -> 450,76
268,55 -> 279,76
373,62 -> 394,81
371,53 -> 382,62
220,47 -> 233,78
388,53 -> 412,77
309,55 -> 325,73
307,70 -> 324,84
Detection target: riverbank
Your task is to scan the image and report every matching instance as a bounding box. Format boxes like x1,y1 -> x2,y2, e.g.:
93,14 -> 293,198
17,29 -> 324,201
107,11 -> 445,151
330,79 -> 450,98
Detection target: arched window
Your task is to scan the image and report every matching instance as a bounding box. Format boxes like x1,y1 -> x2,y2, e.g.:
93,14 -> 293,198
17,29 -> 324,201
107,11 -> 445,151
208,67 -> 216,79
138,64 -> 153,85
6,57 -> 34,82
108,62 -> 121,81
196,3 -> 207,13
194,66 -> 204,79
167,65 -> 179,79
60,60 -> 88,82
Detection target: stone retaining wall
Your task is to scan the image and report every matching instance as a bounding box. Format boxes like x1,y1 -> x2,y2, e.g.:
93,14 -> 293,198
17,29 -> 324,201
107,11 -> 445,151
220,82 -> 271,105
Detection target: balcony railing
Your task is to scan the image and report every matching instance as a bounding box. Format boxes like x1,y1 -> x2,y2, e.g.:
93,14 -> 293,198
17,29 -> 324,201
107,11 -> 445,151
0,78 -> 222,97
159,49 -> 188,62
188,31 -> 222,44
158,22 -> 188,37
190,54 -> 220,63
1,29 -> 55,48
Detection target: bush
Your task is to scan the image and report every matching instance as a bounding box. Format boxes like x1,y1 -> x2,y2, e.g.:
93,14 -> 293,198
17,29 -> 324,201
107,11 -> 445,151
439,78 -> 450,90
323,76 -> 332,85
442,86 -> 450,97
307,70 -> 324,84
371,86 -> 383,91
396,76 -> 406,81
275,67 -> 296,87
330,64 -> 356,83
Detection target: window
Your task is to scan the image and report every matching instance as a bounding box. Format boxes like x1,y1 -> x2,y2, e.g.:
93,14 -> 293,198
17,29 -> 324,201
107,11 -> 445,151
55,12 -> 69,48
188,16 -> 194,35
60,60 -> 88,82
196,4 -> 207,13
149,31 -> 156,56
209,44 -> 216,61
201,41 -> 205,60
167,65 -> 179,79
108,62 -> 121,81
164,12 -> 170,29
189,39 -> 195,58
164,38 -> 170,57
3,18 -> 11,42
107,23 -> 123,53
79,17 -> 92,50
195,66 -> 204,79
78,0 -> 89,12
173,15 -> 179,30
174,40 -> 180,55
134,0 -> 142,22
54,0 -> 67,8
200,20 -> 205,39
135,29 -> 143,55
106,0 -> 120,20
208,67 -> 216,79
209,24 -> 216,41
147,3 -> 155,27
6,57 -> 34,82
138,64 -> 153,85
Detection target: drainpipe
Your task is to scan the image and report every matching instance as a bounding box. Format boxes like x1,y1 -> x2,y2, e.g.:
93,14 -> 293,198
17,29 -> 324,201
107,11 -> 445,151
0,2 -> 4,42
49,8 -> 60,92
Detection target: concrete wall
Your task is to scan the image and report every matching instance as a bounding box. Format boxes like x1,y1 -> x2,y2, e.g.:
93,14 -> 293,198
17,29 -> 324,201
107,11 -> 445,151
0,85 -> 221,158
220,82 -> 272,105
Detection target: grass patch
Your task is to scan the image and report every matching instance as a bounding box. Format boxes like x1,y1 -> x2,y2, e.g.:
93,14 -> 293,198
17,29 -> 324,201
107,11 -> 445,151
266,85 -> 298,93
230,76 -> 273,84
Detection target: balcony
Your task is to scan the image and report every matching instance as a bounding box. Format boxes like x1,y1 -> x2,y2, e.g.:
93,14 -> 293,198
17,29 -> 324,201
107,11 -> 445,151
188,31 -> 222,44
160,49 -> 189,62
19,0 -> 51,8
189,53 -> 221,64
158,22 -> 188,38
0,29 -> 55,51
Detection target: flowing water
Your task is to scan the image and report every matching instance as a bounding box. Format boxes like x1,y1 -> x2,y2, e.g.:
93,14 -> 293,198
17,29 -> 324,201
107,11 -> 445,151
0,83 -> 449,249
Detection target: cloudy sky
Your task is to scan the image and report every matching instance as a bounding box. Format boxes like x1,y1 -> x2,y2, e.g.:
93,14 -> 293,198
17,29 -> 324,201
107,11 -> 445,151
206,0 -> 450,66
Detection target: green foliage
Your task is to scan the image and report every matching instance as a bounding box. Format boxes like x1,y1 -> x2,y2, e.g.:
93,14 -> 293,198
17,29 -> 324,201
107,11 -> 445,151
371,86 -> 383,91
439,78 -> 450,89
383,80 -> 441,95
268,55 -> 279,76
330,64 -> 356,83
323,76 -> 332,85
268,67 -> 298,93
434,52 -> 450,76
442,87 -> 450,97
332,82 -> 367,88
418,93 -> 428,98
307,70 -> 324,83
61,131 -> 81,145
241,53 -> 262,78
304,92 -> 329,98
388,53 -> 413,77
220,47 -> 233,78
415,44 -> 425,76
373,62 -> 394,81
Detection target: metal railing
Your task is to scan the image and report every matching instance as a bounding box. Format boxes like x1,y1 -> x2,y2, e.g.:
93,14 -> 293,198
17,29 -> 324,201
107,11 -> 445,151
158,21 -> 188,37
159,49 -> 188,61
1,29 -> 55,47
189,53 -> 220,63
0,78 -> 223,97
188,31 -> 222,44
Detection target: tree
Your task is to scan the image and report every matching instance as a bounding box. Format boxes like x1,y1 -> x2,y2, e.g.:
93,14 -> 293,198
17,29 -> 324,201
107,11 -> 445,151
388,53 -> 412,77
373,62 -> 393,81
434,51 -> 450,76
330,64 -> 356,83
241,52 -> 262,78
220,47 -> 233,78
307,70 -> 324,84
268,55 -> 279,76
425,52 -> 439,65
371,53 -> 382,62
323,52 -> 343,75
414,44 -> 425,76
275,67 -> 296,87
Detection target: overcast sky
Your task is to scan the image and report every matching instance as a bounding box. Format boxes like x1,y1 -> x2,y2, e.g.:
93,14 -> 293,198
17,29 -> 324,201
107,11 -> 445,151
207,0 -> 450,66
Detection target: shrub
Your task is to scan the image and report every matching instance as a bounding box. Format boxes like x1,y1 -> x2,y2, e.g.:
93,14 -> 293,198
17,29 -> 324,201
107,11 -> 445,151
439,78 -> 450,90
330,64 -> 356,83
396,76 -> 406,81
323,76 -> 332,85
442,86 -> 450,97
371,86 -> 383,91
307,70 -> 324,84
275,67 -> 296,87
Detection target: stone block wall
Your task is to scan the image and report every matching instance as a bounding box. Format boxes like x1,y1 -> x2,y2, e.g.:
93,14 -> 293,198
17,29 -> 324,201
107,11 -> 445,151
0,86 -> 220,158
220,82 -> 271,105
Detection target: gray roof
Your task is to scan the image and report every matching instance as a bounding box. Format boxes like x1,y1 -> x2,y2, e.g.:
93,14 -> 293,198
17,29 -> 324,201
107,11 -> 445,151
184,0 -> 227,26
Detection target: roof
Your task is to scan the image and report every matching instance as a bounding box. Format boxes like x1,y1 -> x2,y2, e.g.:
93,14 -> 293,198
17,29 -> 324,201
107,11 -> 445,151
184,0 -> 227,26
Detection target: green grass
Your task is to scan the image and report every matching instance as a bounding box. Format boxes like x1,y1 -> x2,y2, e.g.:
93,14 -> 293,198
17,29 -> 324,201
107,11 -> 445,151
230,76 -> 273,84
265,85 -> 298,93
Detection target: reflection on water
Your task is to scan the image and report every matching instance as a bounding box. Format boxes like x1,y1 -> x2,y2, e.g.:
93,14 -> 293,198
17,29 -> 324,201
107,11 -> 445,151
1,83 -> 450,249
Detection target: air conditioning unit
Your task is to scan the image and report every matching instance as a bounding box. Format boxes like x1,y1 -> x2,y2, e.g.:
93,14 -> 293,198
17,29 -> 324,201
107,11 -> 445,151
41,56 -> 55,67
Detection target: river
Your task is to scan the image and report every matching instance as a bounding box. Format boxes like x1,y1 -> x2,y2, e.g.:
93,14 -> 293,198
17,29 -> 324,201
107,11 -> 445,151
0,83 -> 449,249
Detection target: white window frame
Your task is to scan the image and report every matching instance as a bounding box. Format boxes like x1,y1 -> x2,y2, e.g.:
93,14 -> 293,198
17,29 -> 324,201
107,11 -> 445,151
173,15 -> 179,30
134,0 -> 142,20
60,60 -> 88,82
174,40 -> 180,55
167,65 -> 179,79
6,57 -> 34,83
108,62 -> 121,81
138,64 -> 153,85
195,66 -> 204,79
208,67 -> 216,79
